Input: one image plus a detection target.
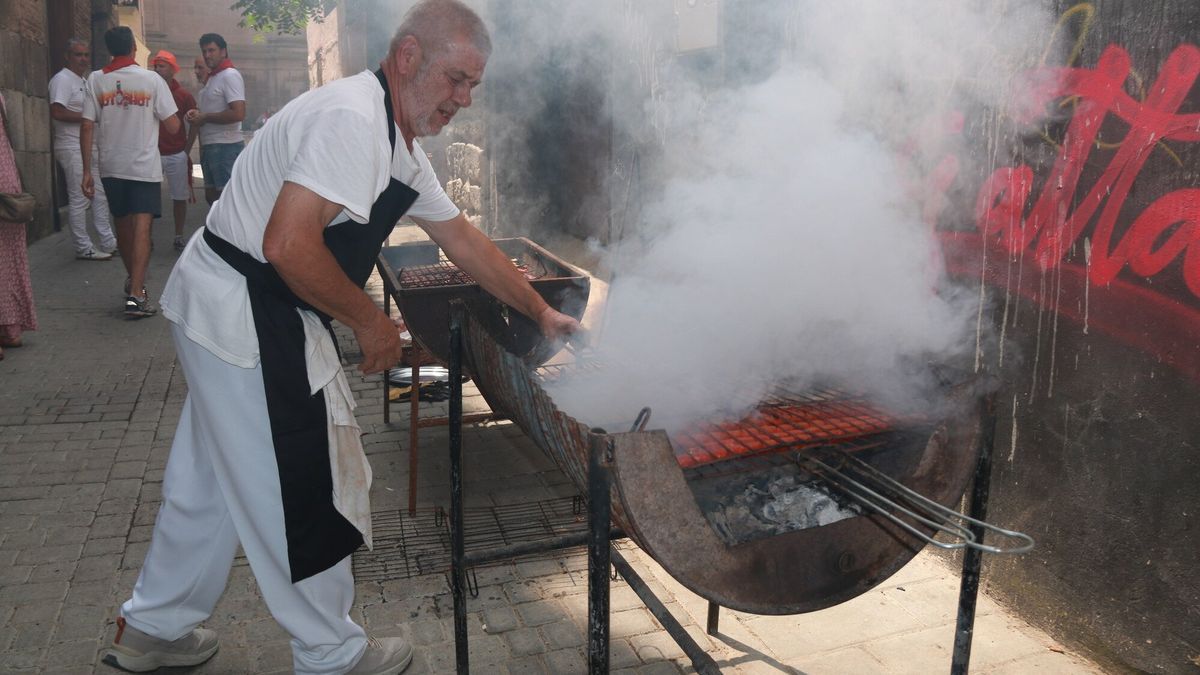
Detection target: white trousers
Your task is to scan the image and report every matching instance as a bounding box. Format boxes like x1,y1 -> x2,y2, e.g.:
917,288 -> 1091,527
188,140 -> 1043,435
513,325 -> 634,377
160,150 -> 190,202
121,324 -> 368,674
53,145 -> 114,254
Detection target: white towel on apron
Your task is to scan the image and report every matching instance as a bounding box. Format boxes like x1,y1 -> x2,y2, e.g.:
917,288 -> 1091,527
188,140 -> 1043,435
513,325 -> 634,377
300,310 -> 373,549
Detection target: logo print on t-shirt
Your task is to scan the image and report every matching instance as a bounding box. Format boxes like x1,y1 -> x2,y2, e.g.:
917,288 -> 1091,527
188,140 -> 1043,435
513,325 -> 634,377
99,80 -> 151,108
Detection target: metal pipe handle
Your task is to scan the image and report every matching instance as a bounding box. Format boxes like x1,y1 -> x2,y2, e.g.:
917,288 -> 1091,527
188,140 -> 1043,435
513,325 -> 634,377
798,450 -> 1035,555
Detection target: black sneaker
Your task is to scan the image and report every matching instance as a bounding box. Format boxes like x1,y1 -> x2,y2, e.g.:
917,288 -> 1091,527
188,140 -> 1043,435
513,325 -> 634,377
124,295 -> 157,320
123,278 -> 147,298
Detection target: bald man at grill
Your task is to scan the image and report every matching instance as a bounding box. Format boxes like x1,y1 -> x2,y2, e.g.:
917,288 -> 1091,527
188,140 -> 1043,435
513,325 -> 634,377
103,2 -> 578,674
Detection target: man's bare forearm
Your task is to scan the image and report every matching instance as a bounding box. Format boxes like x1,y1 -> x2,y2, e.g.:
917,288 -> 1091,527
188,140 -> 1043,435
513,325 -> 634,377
262,182 -> 384,332
80,121 -> 94,172
273,240 -> 382,331
185,124 -> 198,154
420,215 -> 551,322
201,102 -> 246,126
50,104 -> 84,124
204,110 -> 241,125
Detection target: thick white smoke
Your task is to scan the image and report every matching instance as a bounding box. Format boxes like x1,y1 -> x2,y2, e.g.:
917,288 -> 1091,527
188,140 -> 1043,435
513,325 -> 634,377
512,1 -> 1061,430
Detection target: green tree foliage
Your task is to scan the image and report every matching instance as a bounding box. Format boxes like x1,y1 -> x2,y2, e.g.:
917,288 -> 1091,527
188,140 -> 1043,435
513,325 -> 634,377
231,0 -> 336,35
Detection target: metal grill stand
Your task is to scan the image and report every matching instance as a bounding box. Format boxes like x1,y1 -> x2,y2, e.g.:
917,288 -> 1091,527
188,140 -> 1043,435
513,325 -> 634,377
445,303 -> 721,674
379,280 -> 492,517
444,301 -> 1021,674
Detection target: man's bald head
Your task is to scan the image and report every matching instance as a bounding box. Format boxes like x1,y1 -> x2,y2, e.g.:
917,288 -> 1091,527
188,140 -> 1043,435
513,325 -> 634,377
193,55 -> 209,85
388,0 -> 491,62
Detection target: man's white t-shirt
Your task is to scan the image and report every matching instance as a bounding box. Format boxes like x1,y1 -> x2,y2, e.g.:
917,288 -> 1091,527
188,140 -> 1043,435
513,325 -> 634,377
197,67 -> 246,145
48,68 -> 90,149
81,65 -> 177,181
162,70 -> 461,367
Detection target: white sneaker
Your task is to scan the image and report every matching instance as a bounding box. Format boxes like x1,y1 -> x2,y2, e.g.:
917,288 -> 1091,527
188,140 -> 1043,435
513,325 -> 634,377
347,636 -> 414,675
76,248 -> 113,261
102,617 -> 218,672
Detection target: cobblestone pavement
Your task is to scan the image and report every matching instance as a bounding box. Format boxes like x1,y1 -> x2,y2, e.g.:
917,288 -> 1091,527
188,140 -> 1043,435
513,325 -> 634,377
0,203 -> 1104,673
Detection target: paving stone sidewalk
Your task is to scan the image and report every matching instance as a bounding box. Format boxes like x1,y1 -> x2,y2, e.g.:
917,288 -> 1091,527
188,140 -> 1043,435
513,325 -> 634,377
0,205 -> 1104,673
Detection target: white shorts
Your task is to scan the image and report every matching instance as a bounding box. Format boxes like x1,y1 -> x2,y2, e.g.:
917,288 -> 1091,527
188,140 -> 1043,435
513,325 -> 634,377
161,151 -> 190,202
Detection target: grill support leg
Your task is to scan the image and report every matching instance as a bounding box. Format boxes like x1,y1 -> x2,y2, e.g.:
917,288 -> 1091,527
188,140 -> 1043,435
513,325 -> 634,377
382,273 -> 391,425
587,432 -> 612,674
611,549 -> 722,675
951,391 -> 998,675
449,304 -> 469,674
409,362 -> 420,516
706,602 -> 720,635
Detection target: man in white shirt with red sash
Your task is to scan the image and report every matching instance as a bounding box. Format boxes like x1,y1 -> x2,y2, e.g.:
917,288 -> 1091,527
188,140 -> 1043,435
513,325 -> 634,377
81,26 -> 180,319
48,38 -> 116,261
187,33 -> 245,205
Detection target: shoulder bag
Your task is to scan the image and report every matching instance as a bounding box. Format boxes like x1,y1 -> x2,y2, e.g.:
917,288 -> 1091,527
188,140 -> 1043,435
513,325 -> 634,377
0,95 -> 37,223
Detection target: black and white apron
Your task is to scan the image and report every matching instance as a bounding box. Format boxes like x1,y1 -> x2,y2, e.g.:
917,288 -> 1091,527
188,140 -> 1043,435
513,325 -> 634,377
202,69 -> 417,582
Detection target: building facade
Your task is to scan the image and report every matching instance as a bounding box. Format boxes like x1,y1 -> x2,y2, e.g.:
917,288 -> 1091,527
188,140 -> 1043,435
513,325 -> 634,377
1,0 -> 108,241
141,0 -> 308,125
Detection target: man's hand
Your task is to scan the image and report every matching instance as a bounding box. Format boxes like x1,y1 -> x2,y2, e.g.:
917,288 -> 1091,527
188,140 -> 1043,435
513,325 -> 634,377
354,310 -> 404,375
185,109 -> 205,126
419,214 -> 584,341
537,306 -> 580,341
81,171 -> 94,199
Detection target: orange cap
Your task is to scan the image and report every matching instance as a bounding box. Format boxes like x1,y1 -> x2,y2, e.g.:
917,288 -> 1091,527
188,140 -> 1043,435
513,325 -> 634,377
150,50 -> 179,73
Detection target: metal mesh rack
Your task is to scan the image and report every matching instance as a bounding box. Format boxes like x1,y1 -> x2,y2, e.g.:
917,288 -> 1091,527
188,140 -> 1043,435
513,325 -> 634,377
397,259 -> 545,289
352,496 -> 588,583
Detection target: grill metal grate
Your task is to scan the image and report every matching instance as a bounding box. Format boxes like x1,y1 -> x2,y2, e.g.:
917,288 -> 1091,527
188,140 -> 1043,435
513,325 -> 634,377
669,389 -> 902,469
352,496 -> 587,582
398,259 -> 545,289
398,261 -> 477,288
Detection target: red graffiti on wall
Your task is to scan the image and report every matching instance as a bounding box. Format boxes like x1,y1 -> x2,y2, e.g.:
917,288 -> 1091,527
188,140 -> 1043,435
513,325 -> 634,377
938,43 -> 1200,380
975,44 -> 1200,294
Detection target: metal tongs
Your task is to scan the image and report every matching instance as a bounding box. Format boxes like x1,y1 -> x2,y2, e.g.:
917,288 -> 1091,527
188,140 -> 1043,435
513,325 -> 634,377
797,448 -> 1035,555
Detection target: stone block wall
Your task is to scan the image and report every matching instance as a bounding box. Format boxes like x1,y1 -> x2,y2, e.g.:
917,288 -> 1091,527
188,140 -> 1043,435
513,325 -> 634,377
0,0 -> 55,241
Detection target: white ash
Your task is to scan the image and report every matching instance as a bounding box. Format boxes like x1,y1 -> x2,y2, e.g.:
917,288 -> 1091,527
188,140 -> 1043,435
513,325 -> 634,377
704,471 -> 861,546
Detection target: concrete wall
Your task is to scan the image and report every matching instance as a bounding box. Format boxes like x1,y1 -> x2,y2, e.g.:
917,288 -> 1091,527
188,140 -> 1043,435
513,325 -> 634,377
305,5 -> 344,89
305,0 -> 397,87
937,2 -> 1200,672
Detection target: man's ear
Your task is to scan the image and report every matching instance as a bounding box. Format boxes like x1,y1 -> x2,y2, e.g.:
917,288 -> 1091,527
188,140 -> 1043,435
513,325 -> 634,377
394,35 -> 423,76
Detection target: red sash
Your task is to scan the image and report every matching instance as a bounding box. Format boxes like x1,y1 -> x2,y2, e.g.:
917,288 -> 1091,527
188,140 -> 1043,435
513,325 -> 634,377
206,58 -> 235,78
102,55 -> 137,74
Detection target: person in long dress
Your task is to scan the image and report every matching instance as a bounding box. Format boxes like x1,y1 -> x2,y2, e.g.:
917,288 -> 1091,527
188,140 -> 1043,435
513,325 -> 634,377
0,92 -> 38,360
